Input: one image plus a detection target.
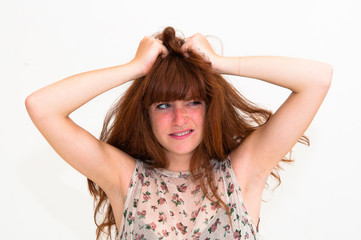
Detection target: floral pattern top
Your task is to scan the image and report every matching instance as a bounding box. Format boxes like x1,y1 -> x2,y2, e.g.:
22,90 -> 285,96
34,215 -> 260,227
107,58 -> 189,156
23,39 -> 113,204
116,157 -> 260,240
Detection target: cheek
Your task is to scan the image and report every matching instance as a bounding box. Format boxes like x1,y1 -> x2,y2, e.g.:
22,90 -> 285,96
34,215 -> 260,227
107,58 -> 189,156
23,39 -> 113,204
193,108 -> 206,126
149,112 -> 170,135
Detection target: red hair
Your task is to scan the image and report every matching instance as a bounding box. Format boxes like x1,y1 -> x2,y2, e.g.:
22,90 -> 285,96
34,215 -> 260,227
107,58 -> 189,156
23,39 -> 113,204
87,26 -> 309,239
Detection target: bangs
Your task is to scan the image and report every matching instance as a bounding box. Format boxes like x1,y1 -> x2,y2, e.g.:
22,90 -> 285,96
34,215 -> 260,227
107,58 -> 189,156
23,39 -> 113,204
143,56 -> 208,107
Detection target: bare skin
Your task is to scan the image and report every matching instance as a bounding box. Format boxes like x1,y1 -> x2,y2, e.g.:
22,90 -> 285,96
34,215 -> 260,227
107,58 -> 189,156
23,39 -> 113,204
26,33 -> 332,232
148,99 -> 206,172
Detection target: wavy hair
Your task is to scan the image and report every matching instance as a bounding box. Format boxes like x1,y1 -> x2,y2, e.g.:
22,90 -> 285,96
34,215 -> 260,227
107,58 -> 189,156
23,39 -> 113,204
87,26 -> 309,239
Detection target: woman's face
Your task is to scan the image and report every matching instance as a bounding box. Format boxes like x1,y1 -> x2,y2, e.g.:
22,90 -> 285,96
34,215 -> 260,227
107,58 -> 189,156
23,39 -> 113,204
148,99 -> 206,161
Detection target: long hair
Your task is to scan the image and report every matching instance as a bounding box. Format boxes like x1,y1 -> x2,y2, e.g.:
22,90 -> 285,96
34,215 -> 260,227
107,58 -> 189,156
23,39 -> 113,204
87,26 -> 309,239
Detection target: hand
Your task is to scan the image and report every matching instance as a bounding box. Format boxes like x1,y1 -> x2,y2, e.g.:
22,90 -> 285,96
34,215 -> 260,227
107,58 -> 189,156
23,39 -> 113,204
130,36 -> 169,76
180,33 -> 222,71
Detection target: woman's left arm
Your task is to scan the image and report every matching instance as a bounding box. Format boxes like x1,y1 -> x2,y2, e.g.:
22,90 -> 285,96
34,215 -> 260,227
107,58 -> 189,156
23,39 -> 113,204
223,56 -> 332,183
214,55 -> 333,93
182,34 -> 333,185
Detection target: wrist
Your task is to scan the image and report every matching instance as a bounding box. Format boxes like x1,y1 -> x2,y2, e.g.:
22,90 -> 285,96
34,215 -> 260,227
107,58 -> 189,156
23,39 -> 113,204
127,60 -> 147,79
210,55 -> 224,74
212,56 -> 241,75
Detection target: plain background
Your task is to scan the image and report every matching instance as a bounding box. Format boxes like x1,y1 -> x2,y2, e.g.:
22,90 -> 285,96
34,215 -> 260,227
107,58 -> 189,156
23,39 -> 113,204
1,0 -> 360,239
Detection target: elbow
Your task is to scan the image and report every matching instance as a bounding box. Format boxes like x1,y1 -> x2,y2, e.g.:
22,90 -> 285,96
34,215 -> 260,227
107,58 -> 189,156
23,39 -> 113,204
325,64 -> 334,86
25,93 -> 37,118
306,62 -> 333,92
25,92 -> 45,120
320,63 -> 333,89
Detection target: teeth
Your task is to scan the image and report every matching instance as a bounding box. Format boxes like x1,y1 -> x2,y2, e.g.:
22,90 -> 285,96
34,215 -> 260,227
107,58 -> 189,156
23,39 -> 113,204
173,130 -> 191,136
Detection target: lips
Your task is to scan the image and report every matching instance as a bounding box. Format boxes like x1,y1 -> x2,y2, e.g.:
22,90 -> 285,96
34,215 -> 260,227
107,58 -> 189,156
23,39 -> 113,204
169,129 -> 194,139
171,130 -> 192,136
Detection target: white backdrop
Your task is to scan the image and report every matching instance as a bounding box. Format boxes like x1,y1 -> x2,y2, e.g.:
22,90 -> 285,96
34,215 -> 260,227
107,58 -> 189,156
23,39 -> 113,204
1,0 -> 360,239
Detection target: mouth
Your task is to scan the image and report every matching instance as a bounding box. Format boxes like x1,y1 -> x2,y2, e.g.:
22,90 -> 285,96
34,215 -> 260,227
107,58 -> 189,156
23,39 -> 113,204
169,129 -> 194,139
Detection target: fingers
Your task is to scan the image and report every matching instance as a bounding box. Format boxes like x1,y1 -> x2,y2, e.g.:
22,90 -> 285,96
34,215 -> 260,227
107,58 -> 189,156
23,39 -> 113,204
141,33 -> 209,60
181,36 -> 200,57
145,33 -> 207,59
157,40 -> 169,58
149,37 -> 168,58
184,34 -> 215,64
132,36 -> 171,75
181,33 -> 209,58
180,37 -> 191,56
139,36 -> 169,59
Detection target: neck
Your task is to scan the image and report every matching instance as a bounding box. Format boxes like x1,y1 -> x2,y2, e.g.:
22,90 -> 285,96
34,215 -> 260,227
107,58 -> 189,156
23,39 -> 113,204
164,153 -> 192,172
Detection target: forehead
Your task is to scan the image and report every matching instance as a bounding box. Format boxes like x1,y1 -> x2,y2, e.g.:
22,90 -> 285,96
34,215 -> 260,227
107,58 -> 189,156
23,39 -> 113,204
142,59 -> 208,108
155,92 -> 202,102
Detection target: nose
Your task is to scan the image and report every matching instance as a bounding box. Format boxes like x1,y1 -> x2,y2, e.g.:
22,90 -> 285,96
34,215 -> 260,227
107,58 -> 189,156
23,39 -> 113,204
173,106 -> 187,126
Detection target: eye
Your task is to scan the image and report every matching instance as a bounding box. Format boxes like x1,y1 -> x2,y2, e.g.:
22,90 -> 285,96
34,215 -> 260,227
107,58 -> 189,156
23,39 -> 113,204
188,101 -> 202,106
156,103 -> 171,109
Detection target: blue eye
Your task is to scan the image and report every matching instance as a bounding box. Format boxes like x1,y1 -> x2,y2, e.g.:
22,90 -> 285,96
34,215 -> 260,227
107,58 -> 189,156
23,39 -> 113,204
156,103 -> 171,109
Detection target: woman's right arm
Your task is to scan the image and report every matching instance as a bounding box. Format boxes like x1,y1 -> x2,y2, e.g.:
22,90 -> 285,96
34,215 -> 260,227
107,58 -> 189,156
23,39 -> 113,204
25,36 -> 168,195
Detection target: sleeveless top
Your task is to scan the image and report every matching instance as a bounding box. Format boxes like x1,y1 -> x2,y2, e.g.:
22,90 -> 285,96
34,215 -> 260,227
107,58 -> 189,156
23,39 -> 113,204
116,157 -> 260,240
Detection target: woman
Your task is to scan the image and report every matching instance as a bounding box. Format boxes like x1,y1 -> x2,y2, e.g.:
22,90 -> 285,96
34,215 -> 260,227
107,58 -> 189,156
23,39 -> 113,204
25,27 -> 332,239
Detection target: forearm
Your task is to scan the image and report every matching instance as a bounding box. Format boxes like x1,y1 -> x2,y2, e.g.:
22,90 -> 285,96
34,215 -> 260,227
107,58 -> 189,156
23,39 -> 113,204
214,56 -> 333,92
26,62 -> 142,118
26,35 -> 168,122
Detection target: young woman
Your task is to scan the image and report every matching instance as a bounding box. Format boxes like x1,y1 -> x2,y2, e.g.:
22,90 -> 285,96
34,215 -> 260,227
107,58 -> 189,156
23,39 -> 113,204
25,27 -> 332,239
